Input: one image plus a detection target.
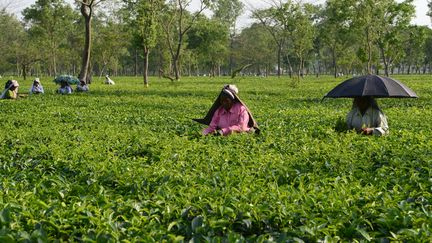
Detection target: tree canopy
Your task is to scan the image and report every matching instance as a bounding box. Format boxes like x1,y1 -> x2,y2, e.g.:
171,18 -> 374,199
0,0 -> 431,78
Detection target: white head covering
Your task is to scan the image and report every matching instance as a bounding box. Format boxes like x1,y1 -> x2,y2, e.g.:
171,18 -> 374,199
34,78 -> 40,83
1,80 -> 19,99
10,80 -> 19,88
222,84 -> 238,100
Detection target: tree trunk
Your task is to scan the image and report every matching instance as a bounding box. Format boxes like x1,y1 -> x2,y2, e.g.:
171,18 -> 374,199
143,47 -> 149,87
22,65 -> 27,80
286,56 -> 293,78
172,23 -> 184,81
229,34 -> 234,75
87,62 -> 93,83
332,47 -> 337,78
135,49 -> 138,76
298,58 -> 304,78
366,28 -> 372,74
380,46 -> 389,77
53,52 -> 57,77
99,62 -> 107,79
277,45 -> 281,77
79,3 -> 92,84
174,60 -> 180,80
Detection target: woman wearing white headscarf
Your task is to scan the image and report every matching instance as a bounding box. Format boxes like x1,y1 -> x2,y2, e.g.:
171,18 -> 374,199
0,80 -> 19,99
29,78 -> 44,94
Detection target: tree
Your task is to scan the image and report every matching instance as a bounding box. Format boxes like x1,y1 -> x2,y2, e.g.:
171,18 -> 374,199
318,0 -> 357,77
236,23 -> 276,76
252,4 -> 290,77
290,3 -> 316,77
122,0 -> 162,87
0,10 -> 26,75
213,0 -> 243,74
423,30 -> 432,74
76,0 -> 106,84
374,0 -> 414,76
160,0 -> 214,81
253,1 -> 316,78
92,11 -> 129,79
352,0 -> 414,75
353,0 -> 379,74
428,1 -> 432,22
22,0 -> 76,76
402,25 -> 427,74
16,37 -> 41,80
187,16 -> 229,76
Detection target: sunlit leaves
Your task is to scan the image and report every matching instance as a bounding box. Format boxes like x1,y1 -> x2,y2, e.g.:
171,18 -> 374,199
0,76 -> 430,241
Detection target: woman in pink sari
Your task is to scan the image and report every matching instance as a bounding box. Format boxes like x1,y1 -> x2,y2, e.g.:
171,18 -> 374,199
195,85 -> 259,136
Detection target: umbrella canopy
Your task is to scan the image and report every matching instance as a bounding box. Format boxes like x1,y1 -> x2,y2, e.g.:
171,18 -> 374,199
324,75 -> 418,98
53,75 -> 79,85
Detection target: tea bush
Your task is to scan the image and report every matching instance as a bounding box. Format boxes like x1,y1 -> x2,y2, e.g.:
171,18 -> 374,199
0,76 -> 430,241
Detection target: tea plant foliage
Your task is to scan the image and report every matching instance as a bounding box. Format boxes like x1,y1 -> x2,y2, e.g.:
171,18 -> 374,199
0,76 -> 431,241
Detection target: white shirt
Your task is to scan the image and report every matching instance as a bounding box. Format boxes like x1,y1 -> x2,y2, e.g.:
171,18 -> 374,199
346,107 -> 389,136
105,77 -> 115,85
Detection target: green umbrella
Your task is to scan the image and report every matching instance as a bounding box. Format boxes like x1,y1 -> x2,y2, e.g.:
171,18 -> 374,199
53,75 -> 79,85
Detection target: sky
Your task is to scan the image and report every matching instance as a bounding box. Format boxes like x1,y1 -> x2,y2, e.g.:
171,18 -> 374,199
6,0 -> 432,28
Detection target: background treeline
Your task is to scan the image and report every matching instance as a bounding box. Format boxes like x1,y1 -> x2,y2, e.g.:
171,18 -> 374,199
1,0 -> 432,83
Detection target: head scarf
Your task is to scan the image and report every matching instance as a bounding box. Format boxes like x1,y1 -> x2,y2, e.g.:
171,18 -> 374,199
222,84 -> 238,100
4,80 -> 19,89
0,80 -> 19,99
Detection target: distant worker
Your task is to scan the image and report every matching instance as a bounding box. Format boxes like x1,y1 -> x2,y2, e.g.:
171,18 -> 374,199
0,80 -> 19,99
76,80 -> 89,92
346,97 -> 388,136
105,75 -> 115,85
29,78 -> 44,94
194,84 -> 259,136
57,81 -> 73,94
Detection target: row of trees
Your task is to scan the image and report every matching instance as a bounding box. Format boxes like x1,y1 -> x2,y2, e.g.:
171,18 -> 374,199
0,0 -> 103,84
1,0 -> 432,86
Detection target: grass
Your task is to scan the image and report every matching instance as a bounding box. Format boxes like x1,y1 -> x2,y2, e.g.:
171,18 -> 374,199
0,75 -> 431,241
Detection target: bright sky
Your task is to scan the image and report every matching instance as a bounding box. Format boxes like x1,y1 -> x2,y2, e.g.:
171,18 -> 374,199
7,0 -> 432,28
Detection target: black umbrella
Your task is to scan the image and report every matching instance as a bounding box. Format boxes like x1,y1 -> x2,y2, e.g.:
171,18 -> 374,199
324,75 -> 418,98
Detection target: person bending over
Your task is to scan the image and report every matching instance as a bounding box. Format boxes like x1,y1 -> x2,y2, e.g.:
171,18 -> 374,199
201,84 -> 258,136
0,80 -> 19,99
29,78 -> 44,94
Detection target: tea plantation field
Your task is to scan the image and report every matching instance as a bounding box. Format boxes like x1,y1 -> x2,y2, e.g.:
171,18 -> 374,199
0,76 -> 431,242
